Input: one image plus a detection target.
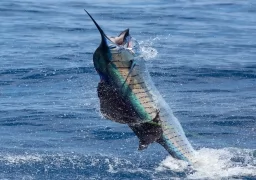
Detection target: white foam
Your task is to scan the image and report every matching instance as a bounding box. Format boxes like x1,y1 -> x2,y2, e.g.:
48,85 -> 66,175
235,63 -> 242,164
156,156 -> 189,172
138,35 -> 173,61
1,154 -> 43,164
157,147 -> 256,179
138,39 -> 158,60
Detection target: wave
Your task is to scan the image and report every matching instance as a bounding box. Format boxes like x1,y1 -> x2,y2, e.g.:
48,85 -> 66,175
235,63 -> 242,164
137,36 -> 256,83
0,147 -> 255,179
0,67 -> 95,87
0,152 -> 148,179
157,147 -> 256,179
1,64 -> 256,87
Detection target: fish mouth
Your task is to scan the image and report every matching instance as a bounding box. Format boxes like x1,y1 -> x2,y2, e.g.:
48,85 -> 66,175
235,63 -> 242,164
109,29 -> 130,46
109,36 -> 140,56
107,29 -> 138,53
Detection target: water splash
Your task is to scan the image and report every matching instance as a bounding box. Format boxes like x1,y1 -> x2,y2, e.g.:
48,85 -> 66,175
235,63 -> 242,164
137,39 -> 158,61
157,147 -> 256,179
138,35 -> 173,61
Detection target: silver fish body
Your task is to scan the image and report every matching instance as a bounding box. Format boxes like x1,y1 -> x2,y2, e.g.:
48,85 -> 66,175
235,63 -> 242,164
85,10 -> 196,164
108,46 -> 196,162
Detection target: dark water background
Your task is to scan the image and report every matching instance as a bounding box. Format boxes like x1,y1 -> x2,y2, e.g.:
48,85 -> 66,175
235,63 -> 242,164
0,0 -> 255,179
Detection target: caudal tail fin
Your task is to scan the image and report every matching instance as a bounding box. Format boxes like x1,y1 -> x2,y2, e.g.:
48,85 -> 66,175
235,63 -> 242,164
84,9 -> 108,48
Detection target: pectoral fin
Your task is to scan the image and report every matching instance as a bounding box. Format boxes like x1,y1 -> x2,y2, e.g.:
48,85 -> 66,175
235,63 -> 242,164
122,60 -> 136,88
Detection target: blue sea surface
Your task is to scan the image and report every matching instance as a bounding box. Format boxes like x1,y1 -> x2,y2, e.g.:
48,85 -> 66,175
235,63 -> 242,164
0,0 -> 256,179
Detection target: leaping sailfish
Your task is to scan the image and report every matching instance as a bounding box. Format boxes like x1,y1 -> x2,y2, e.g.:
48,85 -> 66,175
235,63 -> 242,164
85,10 -> 196,164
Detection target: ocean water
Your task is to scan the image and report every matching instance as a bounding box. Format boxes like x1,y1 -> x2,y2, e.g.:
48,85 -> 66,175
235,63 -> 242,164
0,0 -> 256,179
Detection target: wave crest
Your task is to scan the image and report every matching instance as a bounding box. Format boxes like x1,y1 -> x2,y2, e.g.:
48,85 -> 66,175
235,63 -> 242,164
157,147 -> 256,179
